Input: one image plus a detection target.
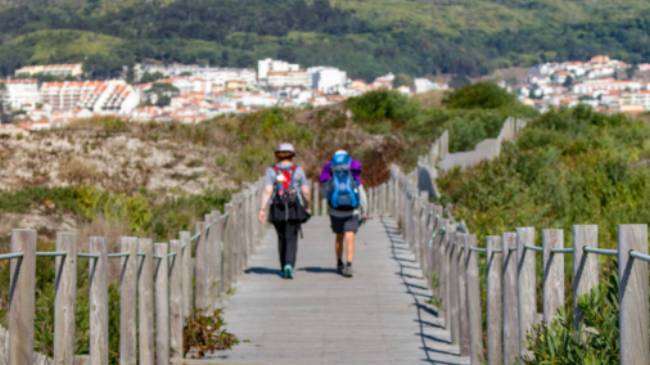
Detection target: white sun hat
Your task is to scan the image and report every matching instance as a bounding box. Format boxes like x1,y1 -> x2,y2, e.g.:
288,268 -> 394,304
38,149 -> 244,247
275,142 -> 295,153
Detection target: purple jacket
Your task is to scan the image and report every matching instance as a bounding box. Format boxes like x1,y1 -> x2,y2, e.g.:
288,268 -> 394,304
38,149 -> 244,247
319,160 -> 363,185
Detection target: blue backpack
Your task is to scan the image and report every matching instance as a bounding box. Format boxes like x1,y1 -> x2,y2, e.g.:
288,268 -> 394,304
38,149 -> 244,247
327,153 -> 360,210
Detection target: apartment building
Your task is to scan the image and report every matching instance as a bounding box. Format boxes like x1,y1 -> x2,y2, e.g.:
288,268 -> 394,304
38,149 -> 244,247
41,81 -> 140,114
0,79 -> 41,110
15,64 -> 83,78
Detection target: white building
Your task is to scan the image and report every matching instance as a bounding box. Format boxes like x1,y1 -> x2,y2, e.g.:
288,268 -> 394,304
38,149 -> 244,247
620,91 -> 650,111
308,67 -> 348,94
0,79 -> 41,110
40,80 -> 140,114
15,64 -> 83,78
258,58 -> 301,81
266,71 -> 311,89
414,78 -> 448,94
572,79 -> 642,95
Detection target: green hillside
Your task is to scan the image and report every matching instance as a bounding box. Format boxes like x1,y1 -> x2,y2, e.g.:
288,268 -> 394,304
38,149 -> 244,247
2,0 -> 650,78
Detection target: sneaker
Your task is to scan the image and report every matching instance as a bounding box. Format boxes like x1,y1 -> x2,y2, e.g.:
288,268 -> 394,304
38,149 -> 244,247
342,263 -> 353,278
337,260 -> 344,274
283,264 -> 294,279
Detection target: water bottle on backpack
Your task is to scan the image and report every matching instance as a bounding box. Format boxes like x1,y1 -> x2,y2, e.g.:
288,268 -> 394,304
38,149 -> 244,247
327,152 -> 360,211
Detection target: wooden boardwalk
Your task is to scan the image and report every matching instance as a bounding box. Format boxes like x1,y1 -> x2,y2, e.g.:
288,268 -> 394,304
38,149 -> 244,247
207,217 -> 470,365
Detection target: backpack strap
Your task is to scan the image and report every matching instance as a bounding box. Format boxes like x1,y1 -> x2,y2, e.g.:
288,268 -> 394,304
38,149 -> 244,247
273,164 -> 298,191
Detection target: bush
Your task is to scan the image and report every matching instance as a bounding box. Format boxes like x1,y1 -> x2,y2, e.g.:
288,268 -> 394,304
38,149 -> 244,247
184,309 -> 239,358
444,82 -> 516,110
525,269 -> 621,365
346,90 -> 420,132
448,111 -> 504,152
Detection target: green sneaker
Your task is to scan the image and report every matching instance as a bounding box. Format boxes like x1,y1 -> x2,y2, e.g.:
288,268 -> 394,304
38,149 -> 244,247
284,264 -> 294,279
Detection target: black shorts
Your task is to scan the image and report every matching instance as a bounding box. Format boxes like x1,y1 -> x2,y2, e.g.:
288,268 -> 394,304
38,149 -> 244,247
330,215 -> 360,234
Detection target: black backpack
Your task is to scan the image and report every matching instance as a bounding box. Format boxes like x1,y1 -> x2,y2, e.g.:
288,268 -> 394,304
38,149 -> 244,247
269,165 -> 310,224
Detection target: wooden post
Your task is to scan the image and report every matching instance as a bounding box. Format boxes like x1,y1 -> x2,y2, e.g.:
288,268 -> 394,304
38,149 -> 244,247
195,219 -> 209,312
169,240 -> 184,359
448,232 -> 461,346
223,204 -> 234,289
54,231 -> 78,365
9,229 -> 36,365
439,221 -> 450,318
215,214 -> 225,298
89,237 -> 108,365
138,238 -> 155,365
313,182 -> 320,217
155,243 -> 170,365
119,237 -> 138,365
486,235 -> 503,365
502,232 -> 518,365
619,224 -> 649,365
516,227 -> 536,359
457,233 -> 470,356
572,225 -> 598,328
542,229 -> 564,322
180,231 -> 193,320
465,234 -> 484,365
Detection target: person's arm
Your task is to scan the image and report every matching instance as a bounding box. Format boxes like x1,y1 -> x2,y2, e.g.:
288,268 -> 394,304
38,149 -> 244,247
358,185 -> 368,218
258,184 -> 273,224
297,167 -> 311,210
301,184 -> 311,211
259,168 -> 275,224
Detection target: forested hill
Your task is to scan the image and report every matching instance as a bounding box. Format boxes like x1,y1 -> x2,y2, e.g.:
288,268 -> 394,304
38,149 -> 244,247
2,0 -> 650,79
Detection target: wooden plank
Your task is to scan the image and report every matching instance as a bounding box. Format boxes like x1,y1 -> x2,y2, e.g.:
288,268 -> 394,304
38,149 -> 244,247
222,204 -> 234,290
312,182 -> 320,217
155,243 -> 170,365
170,240 -> 184,359
195,219 -> 209,313
54,231 -> 78,365
516,227 -> 536,359
138,238 -> 155,365
9,229 -> 36,365
448,232 -> 460,346
180,231 -> 193,320
89,237 -> 108,365
486,235 -> 503,365
618,224 -> 650,365
465,234 -> 484,365
119,237 -> 138,365
572,225 -> 598,328
502,232 -> 518,365
542,229 -> 564,322
457,233 -> 470,356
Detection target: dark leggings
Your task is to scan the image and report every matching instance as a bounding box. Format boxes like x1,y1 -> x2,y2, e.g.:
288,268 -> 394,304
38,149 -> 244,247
273,221 -> 300,268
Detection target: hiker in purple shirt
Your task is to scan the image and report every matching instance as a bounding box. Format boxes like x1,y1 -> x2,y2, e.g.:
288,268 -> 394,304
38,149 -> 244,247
319,159 -> 363,186
320,150 -> 367,277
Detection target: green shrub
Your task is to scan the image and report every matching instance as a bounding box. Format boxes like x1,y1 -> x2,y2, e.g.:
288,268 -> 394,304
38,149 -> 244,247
184,309 -> 239,358
525,269 -> 621,365
444,82 -> 516,110
448,111 -> 504,152
346,90 -> 420,132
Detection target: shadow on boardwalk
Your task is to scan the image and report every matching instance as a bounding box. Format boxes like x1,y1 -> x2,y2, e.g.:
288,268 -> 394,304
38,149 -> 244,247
207,217 -> 468,365
383,220 -> 469,365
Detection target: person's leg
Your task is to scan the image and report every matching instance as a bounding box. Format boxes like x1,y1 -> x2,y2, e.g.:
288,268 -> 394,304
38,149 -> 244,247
342,216 -> 360,278
274,222 -> 287,270
285,222 -> 299,268
345,231 -> 356,263
335,233 -> 344,260
335,233 -> 344,273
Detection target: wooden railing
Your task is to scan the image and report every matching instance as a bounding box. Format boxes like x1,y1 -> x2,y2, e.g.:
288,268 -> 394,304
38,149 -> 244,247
367,158 -> 650,364
1,179 -> 265,365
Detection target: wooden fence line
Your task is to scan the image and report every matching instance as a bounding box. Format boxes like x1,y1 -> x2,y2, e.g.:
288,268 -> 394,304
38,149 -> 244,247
0,179 -> 266,364
368,167 -> 650,365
